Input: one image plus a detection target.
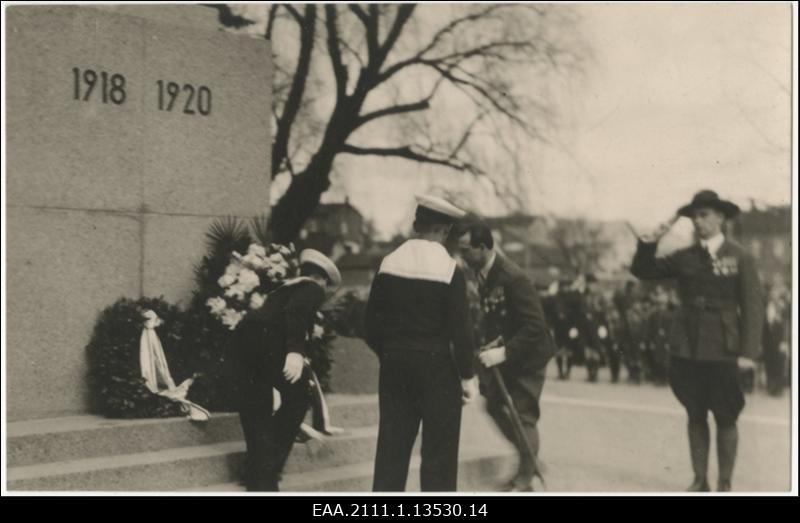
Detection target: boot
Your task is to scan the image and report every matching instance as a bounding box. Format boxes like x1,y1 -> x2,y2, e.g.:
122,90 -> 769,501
686,421 -> 710,492
716,425 -> 738,492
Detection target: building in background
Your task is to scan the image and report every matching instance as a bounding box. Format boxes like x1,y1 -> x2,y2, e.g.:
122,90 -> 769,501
298,198 -> 368,260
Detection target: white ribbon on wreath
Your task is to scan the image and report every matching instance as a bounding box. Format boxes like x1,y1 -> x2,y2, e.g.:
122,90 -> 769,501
139,310 -> 210,421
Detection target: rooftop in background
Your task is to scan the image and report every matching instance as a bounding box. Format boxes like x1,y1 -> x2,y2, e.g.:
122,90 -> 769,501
733,204 -> 791,235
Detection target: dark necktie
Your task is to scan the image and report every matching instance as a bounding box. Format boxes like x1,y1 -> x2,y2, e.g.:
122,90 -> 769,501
477,272 -> 487,293
698,243 -> 713,270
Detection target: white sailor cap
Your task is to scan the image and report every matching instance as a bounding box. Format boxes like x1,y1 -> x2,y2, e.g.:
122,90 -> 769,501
414,194 -> 467,219
299,249 -> 342,289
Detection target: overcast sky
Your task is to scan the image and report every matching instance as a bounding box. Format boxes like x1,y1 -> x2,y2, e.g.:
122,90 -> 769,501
347,3 -> 791,237
256,3 -> 794,239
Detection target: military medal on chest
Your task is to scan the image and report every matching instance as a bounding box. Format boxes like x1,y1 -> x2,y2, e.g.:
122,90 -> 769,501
712,256 -> 739,277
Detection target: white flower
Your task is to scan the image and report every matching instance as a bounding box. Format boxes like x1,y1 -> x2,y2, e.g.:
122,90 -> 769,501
250,292 -> 266,310
273,267 -> 287,280
312,324 -> 325,340
269,253 -> 284,264
221,308 -> 245,330
237,268 -> 260,292
278,245 -> 292,256
242,253 -> 267,270
224,261 -> 242,277
247,243 -> 267,257
225,283 -> 248,300
206,297 -> 227,315
218,273 -> 236,288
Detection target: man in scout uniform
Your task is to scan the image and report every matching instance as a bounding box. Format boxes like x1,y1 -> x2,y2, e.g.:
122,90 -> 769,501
630,190 -> 763,492
232,249 -> 341,491
458,223 -> 556,491
365,194 -> 478,492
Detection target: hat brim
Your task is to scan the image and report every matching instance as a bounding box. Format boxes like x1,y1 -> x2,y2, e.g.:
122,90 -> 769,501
299,249 -> 342,289
677,200 -> 740,219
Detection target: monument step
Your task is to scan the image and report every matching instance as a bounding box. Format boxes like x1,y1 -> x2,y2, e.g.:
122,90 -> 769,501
7,394 -> 379,467
189,448 -> 517,492
6,426 -> 380,491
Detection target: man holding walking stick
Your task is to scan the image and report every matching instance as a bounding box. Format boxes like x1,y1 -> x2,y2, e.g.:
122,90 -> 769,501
458,223 -> 556,491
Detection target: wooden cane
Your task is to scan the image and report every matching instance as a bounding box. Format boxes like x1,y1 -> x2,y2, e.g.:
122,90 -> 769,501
483,337 -> 545,488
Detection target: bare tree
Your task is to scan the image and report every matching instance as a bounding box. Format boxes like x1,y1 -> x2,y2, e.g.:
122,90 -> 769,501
549,218 -> 612,276
223,4 -> 585,243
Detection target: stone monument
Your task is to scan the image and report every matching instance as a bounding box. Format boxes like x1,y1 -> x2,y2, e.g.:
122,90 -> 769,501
5,5 -> 272,420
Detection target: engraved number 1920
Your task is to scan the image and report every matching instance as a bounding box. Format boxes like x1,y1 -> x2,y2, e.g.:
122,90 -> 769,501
156,80 -> 212,116
72,67 -> 126,105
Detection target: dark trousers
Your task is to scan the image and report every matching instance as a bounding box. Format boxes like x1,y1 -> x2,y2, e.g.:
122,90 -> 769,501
373,351 -> 462,492
237,366 -> 311,491
669,357 -> 745,428
764,348 -> 786,395
484,368 -> 545,480
606,344 -> 622,382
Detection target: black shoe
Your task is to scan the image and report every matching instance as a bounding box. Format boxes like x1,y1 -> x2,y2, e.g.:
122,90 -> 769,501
686,477 -> 710,492
509,480 -> 534,492
498,477 -> 519,492
716,426 -> 738,493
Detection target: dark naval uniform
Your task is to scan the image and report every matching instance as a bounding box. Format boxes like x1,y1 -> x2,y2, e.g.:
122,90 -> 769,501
365,239 -> 476,491
631,236 -> 763,490
230,279 -> 325,491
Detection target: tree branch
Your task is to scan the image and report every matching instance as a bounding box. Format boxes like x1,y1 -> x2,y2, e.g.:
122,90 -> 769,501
376,4 -> 506,84
265,4 -> 279,40
272,4 -> 317,178
356,99 -> 431,127
348,4 -> 379,61
376,5 -> 416,65
283,4 -> 304,25
341,143 -> 475,172
429,62 -> 533,134
347,4 -> 370,25
325,5 -> 349,98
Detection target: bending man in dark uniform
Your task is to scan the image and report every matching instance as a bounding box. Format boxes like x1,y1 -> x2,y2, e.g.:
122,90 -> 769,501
231,249 -> 341,491
366,194 -> 478,492
630,190 -> 762,492
458,223 -> 556,491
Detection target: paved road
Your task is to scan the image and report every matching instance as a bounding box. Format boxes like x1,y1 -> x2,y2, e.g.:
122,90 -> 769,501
459,362 -> 793,493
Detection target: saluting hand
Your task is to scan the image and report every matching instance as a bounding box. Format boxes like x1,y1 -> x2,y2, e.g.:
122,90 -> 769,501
479,346 -> 507,368
639,215 -> 679,243
737,357 -> 756,370
283,352 -> 305,384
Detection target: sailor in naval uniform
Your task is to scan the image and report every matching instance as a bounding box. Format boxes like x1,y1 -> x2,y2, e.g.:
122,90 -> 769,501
365,194 -> 479,492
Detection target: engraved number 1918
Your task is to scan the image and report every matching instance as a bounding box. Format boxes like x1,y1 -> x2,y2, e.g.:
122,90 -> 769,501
72,67 -> 126,105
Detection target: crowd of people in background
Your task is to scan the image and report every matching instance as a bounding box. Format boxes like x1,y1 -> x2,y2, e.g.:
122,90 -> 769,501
538,274 -> 791,397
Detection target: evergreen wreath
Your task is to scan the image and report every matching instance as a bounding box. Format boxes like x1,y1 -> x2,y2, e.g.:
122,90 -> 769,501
85,217 -> 338,418
86,297 -> 188,418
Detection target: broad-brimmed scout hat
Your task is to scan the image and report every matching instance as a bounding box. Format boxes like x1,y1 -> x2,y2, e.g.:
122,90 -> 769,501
299,249 -> 342,289
677,190 -> 740,219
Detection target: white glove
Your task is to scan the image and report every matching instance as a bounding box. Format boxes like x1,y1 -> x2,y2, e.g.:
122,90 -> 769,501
479,346 -> 507,368
737,357 -> 756,370
283,352 -> 305,384
639,215 -> 679,243
461,377 -> 479,405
